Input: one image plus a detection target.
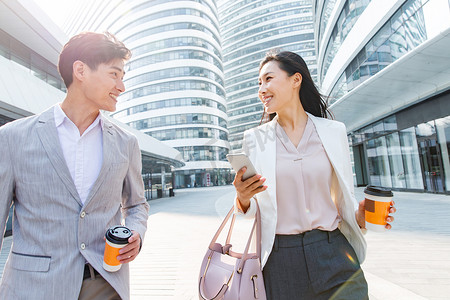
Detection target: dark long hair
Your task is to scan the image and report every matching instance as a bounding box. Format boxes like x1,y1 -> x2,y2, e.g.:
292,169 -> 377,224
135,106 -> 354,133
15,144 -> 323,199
259,50 -> 331,123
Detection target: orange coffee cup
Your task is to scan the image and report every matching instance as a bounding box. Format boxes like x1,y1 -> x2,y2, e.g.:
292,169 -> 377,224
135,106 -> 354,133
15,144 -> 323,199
364,185 -> 393,232
103,225 -> 132,272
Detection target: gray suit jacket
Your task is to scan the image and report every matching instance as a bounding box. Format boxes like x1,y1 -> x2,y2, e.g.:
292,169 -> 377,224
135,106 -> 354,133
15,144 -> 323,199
0,106 -> 149,300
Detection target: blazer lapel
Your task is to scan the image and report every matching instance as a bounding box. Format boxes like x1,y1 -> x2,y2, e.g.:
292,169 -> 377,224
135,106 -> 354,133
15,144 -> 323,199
307,112 -> 347,191
83,116 -> 115,207
255,117 -> 278,211
36,107 -> 82,206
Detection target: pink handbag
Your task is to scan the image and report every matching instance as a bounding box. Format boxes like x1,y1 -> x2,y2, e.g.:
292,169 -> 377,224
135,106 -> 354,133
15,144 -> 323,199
198,201 -> 266,300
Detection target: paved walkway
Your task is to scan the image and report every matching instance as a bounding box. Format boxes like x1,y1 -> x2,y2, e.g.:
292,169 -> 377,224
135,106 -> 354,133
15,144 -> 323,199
1,186 -> 449,299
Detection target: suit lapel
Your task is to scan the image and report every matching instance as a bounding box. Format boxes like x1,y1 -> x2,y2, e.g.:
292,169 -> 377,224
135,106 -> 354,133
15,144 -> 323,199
83,116 -> 115,207
36,107 -> 82,206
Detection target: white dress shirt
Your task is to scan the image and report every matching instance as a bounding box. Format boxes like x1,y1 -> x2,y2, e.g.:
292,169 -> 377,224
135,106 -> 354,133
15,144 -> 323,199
54,105 -> 103,204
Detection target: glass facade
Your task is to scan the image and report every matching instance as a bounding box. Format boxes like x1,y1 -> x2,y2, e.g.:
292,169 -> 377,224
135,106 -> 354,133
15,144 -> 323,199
125,67 -> 224,87
114,97 -> 226,118
436,116 -> 450,192
350,112 -> 450,193
147,127 -> 228,141
398,128 -> 424,189
97,0 -> 230,189
328,0 -> 449,103
123,22 -> 221,44
175,145 -> 228,162
0,29 -> 65,91
219,0 -> 317,150
320,0 -> 371,84
114,8 -> 219,34
131,36 -> 221,58
128,50 -> 222,71
129,113 -> 226,130
120,80 -> 225,101
318,0 -> 338,44
316,0 -> 450,195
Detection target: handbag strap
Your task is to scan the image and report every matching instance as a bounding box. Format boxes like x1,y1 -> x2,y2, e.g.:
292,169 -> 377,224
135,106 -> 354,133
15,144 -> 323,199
200,201 -> 262,300
237,200 -> 261,272
208,206 -> 234,248
208,199 -> 262,261
225,210 -> 236,245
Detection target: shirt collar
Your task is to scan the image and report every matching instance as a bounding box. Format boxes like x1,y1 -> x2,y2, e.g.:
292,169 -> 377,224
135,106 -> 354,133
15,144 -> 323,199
54,104 -> 103,130
54,104 -> 66,128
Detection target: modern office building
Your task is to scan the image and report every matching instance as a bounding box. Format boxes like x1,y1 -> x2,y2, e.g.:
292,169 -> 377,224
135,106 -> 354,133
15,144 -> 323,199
218,0 -> 317,150
0,0 -> 184,200
65,0 -> 231,188
314,0 -> 450,193
0,0 -> 67,125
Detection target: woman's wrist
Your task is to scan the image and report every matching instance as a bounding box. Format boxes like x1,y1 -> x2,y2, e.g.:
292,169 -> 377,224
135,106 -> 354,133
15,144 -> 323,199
236,196 -> 250,213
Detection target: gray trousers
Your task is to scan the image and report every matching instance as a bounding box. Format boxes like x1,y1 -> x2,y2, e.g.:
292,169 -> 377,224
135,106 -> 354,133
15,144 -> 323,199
263,228 -> 368,300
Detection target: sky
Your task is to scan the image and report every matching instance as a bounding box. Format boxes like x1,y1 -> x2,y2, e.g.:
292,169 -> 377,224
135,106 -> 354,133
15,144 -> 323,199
33,0 -> 78,29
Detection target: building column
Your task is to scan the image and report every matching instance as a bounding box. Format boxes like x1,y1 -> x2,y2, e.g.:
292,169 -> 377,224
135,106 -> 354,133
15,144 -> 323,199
161,166 -> 165,196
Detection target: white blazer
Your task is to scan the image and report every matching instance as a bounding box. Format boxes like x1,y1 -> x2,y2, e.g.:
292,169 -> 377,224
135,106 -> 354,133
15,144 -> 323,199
237,112 -> 366,268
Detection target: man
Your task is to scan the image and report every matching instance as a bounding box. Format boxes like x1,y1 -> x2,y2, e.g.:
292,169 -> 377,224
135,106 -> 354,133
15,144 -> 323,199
0,32 -> 149,299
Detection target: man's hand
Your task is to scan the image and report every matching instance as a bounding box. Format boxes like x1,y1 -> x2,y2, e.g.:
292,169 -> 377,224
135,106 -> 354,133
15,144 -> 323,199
117,231 -> 141,264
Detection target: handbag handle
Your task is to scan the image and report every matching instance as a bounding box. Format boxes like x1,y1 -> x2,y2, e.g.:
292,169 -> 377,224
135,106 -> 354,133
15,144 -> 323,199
199,200 -> 262,299
208,199 -> 262,264
198,273 -> 229,300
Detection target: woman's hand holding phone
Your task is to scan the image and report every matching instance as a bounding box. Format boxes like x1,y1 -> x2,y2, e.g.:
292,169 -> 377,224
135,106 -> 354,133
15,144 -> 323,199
232,167 -> 267,212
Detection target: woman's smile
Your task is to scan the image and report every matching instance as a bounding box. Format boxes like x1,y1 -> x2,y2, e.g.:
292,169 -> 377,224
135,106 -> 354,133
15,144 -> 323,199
262,95 -> 273,107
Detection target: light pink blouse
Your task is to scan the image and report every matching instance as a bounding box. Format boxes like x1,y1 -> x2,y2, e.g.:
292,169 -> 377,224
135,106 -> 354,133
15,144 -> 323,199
275,117 -> 341,234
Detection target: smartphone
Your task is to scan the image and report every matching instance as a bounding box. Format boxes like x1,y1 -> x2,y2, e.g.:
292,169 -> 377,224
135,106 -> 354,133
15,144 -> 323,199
226,153 -> 258,180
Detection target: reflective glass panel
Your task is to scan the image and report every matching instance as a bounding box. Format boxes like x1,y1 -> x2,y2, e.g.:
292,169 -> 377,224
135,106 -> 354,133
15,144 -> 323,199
399,127 -> 424,189
435,116 -> 450,191
386,132 -> 407,188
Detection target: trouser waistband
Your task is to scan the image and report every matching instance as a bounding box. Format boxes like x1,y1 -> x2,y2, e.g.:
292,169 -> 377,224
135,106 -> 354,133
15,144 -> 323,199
83,263 -> 100,280
273,228 -> 341,251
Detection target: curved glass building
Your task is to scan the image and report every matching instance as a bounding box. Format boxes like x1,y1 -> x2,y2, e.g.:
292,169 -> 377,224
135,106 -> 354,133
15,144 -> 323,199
219,0 -> 316,150
65,0 -> 231,188
315,0 -> 450,193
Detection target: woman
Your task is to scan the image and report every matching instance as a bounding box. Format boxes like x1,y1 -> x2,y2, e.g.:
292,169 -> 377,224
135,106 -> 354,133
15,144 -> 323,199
233,51 -> 396,299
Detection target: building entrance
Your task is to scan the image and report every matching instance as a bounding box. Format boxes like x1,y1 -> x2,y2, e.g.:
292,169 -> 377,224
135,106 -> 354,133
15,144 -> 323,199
417,137 -> 445,193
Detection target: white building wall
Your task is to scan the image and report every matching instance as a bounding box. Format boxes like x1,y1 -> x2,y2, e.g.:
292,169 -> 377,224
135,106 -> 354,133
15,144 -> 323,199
0,55 -> 65,117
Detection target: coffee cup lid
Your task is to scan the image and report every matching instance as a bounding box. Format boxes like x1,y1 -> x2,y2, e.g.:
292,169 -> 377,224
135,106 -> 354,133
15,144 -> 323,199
105,226 -> 132,244
364,185 -> 393,197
